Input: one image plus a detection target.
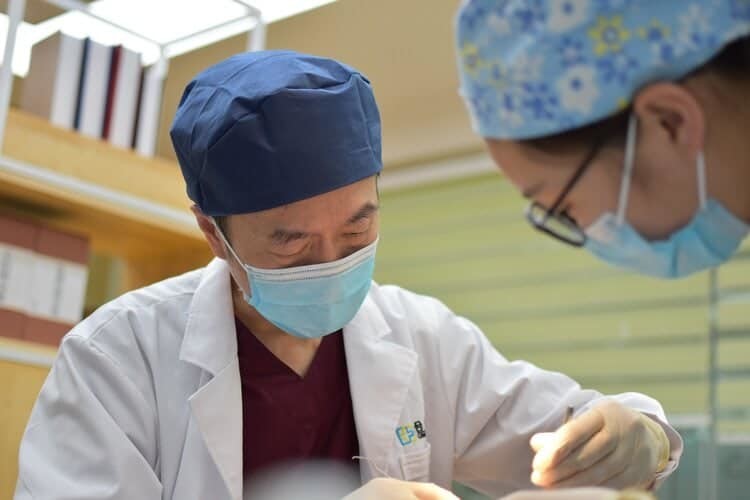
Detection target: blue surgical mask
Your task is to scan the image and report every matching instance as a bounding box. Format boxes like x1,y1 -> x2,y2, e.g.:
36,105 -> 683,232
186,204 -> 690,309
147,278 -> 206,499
584,114 -> 749,279
215,223 -> 377,339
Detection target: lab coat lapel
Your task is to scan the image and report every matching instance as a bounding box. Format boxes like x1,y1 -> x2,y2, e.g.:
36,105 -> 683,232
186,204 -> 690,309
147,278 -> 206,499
188,359 -> 243,500
343,291 -> 418,482
180,258 -> 243,500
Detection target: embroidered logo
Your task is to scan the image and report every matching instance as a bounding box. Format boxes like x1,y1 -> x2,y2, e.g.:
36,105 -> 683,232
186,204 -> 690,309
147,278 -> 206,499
396,420 -> 427,446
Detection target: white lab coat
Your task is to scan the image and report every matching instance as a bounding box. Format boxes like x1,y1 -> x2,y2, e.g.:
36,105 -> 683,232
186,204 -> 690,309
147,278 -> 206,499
15,258 -> 682,500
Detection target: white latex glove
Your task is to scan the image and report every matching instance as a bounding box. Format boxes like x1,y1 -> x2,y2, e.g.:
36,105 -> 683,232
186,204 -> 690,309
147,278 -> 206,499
500,487 -> 655,500
343,478 -> 460,500
530,400 -> 670,489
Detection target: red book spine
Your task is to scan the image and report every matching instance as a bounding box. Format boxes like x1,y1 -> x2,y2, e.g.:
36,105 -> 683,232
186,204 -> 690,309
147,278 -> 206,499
102,45 -> 122,140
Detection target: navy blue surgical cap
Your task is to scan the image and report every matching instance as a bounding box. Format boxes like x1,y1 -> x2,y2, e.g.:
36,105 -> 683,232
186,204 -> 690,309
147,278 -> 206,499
170,50 -> 382,216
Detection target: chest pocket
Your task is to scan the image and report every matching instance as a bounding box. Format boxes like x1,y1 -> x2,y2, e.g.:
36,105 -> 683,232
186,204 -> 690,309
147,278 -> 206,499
391,358 -> 430,481
399,441 -> 431,482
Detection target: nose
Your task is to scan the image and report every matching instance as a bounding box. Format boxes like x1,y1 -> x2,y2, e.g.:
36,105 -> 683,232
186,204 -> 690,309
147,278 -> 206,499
314,237 -> 346,264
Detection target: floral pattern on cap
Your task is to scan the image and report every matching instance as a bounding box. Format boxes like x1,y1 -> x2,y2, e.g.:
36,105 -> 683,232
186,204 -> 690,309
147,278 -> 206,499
456,0 -> 750,139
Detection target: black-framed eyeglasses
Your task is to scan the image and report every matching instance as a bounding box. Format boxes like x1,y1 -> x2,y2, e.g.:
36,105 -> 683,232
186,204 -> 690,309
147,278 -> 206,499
524,135 -> 608,247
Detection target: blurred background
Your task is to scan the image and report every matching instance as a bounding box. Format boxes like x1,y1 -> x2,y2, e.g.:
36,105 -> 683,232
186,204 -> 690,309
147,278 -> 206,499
0,1 -> 748,499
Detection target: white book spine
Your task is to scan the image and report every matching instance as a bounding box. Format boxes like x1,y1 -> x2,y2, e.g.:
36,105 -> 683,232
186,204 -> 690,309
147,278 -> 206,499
78,40 -> 112,139
135,64 -> 165,157
29,254 -> 88,325
0,242 -> 34,315
110,48 -> 142,149
49,34 -> 84,130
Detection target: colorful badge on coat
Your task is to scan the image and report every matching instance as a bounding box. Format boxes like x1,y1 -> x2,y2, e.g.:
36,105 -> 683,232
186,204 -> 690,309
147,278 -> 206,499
396,420 -> 427,446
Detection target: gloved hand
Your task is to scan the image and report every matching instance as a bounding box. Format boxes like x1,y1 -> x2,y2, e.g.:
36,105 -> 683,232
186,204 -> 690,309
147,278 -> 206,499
343,477 -> 460,500
529,400 -> 670,489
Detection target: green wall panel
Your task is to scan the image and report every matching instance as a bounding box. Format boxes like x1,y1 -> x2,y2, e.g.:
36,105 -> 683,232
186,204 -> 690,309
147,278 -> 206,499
375,174 -> 750,433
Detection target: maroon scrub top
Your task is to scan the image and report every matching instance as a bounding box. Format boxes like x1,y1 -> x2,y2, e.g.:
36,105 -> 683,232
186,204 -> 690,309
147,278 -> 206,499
235,318 -> 360,481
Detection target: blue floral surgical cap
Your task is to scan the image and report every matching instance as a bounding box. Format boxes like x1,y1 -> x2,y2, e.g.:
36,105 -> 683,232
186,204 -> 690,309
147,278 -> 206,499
171,50 -> 382,216
456,0 -> 750,139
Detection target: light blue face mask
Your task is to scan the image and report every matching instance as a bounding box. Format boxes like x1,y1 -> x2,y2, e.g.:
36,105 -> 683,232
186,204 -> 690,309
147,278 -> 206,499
215,222 -> 377,339
584,114 -> 750,279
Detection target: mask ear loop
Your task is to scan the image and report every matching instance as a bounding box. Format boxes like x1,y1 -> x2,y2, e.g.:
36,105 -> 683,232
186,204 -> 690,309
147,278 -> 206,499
211,217 -> 246,267
616,113 -> 638,225
696,151 -> 708,210
211,217 -> 256,302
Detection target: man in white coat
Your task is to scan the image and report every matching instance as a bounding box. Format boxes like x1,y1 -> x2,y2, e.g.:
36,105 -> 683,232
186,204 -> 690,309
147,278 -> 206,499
15,51 -> 682,500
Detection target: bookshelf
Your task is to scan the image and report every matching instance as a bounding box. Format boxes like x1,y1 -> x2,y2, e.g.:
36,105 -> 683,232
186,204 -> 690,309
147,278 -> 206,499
0,0 -> 264,338
1,107 -> 213,290
0,336 -> 57,366
0,2 -> 265,495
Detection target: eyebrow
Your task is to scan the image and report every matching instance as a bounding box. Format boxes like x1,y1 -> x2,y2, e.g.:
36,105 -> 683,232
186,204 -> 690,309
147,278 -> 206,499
522,182 -> 546,200
268,202 -> 379,245
269,228 -> 309,245
347,202 -> 379,224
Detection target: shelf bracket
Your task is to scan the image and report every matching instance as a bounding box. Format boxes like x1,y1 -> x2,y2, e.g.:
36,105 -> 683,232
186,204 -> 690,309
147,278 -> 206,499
0,0 -> 26,153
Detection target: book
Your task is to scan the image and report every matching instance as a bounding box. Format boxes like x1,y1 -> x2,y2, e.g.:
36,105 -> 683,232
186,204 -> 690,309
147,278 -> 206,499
134,63 -> 165,156
108,46 -> 142,149
73,37 -> 90,131
25,227 -> 90,347
77,38 -> 114,139
20,31 -> 85,130
0,216 -> 38,341
131,65 -> 145,149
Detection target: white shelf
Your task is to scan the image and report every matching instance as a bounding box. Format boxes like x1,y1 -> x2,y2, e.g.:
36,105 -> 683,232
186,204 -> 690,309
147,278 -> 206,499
0,337 -> 56,368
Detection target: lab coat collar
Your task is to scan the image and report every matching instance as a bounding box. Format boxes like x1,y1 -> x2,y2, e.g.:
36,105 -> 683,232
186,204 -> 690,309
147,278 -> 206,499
180,258 -> 243,500
344,288 -> 418,480
180,258 -> 237,375
188,358 -> 243,500
180,258 -> 238,376
180,268 -> 419,491
346,283 -> 392,341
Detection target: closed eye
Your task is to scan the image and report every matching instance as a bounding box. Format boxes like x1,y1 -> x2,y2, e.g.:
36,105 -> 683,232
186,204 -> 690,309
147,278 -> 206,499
345,229 -> 369,237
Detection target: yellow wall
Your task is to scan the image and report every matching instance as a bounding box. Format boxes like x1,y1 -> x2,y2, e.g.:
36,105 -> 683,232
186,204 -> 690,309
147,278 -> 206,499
0,360 -> 49,499
156,0 -> 481,168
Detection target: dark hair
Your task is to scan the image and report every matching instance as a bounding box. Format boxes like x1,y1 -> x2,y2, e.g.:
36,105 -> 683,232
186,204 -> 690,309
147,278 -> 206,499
524,35 -> 750,153
214,215 -> 229,239
704,34 -> 750,79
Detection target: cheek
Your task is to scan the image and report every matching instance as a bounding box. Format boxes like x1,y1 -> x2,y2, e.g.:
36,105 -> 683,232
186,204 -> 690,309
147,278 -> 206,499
487,141 -> 623,228
486,142 -> 537,188
567,169 -> 621,228
625,176 -> 701,241
495,162 -> 537,195
496,166 -> 563,212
